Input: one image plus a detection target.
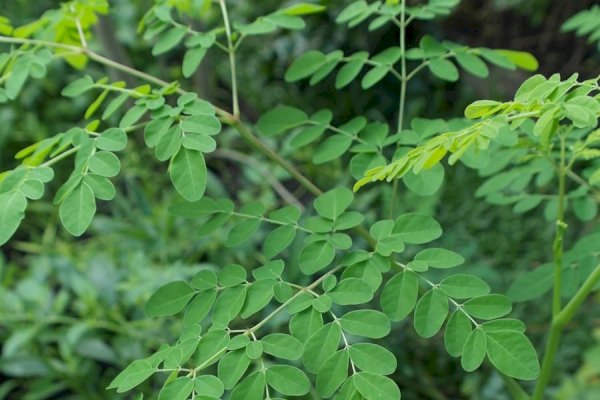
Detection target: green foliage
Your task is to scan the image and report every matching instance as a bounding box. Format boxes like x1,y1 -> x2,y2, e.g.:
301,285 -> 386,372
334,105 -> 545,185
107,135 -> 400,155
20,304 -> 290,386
2,0 -> 599,399
562,5 -> 600,51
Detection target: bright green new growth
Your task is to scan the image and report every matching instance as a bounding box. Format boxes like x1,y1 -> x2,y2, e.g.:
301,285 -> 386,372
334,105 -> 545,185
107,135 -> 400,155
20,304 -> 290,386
3,0 -> 599,399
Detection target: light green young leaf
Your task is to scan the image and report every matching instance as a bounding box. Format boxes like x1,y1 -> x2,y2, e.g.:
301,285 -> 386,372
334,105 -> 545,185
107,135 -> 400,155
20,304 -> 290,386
170,148 -> 207,202
349,343 -> 397,375
282,3 -> 327,15
414,289 -> 449,338
59,183 -> 96,236
339,310 -> 391,339
461,328 -> 487,372
316,350 -> 349,397
266,365 -> 310,396
380,270 -> 419,322
495,50 -> 538,71
145,281 -> 195,317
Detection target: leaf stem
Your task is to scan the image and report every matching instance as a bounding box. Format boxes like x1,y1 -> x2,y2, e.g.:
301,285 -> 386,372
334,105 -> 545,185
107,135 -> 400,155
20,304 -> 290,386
218,0 -> 240,118
531,132 -> 569,400
397,0 -> 407,134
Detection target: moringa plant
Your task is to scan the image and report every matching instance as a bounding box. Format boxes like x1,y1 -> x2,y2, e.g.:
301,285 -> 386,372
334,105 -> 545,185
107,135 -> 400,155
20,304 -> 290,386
1,0 -> 598,399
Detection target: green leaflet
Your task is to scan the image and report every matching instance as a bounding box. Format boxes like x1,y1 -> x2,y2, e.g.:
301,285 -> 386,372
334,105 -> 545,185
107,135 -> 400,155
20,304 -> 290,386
314,187 -> 354,220
414,289 -> 449,338
461,328 -> 487,372
88,151 -> 121,177
240,279 -> 274,318
290,308 -> 323,343
108,359 -> 155,393
486,330 -> 540,380
256,105 -> 308,136
96,128 -> 128,152
303,322 -> 341,373
339,310 -> 391,339
316,350 -> 349,397
170,147 -> 207,202
285,50 -> 327,82
353,372 -> 401,400
299,241 -> 336,275
59,183 -> 97,236
266,365 -> 310,396
463,294 -> 512,320
428,58 -> 459,82
145,281 -> 196,317
152,26 -> 187,55
393,213 -> 442,244
158,377 -> 194,400
380,271 -> 419,322
182,47 -> 207,78
414,248 -> 465,268
194,375 -> 224,398
439,274 -> 490,299
229,371 -> 265,400
0,191 -> 27,245
349,343 -> 397,375
261,333 -> 303,360
218,264 -> 247,287
263,225 -> 296,259
328,278 -> 373,305
444,311 -> 472,357
218,350 -> 251,390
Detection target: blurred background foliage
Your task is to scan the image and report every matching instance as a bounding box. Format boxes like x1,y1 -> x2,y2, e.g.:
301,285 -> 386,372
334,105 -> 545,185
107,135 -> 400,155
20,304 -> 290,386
1,0 -> 599,399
